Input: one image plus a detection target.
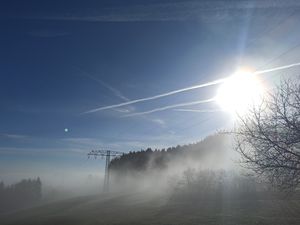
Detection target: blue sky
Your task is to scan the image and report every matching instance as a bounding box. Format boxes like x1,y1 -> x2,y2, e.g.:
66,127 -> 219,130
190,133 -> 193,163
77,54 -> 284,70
1,0 -> 300,183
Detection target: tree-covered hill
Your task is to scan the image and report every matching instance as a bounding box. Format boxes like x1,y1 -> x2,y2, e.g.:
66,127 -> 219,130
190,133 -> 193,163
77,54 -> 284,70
109,132 -> 232,175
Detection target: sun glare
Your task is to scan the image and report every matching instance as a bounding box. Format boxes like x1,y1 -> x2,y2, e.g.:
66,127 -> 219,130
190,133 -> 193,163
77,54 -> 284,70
216,69 -> 264,115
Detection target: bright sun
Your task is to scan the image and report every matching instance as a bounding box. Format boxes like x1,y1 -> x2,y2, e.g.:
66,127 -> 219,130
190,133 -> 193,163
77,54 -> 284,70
216,69 -> 265,115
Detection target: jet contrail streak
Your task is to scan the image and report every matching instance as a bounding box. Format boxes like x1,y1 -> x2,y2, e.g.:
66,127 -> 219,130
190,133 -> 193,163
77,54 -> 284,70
84,62 -> 300,114
173,109 -> 222,113
122,98 -> 215,117
84,78 -> 226,113
254,62 -> 300,75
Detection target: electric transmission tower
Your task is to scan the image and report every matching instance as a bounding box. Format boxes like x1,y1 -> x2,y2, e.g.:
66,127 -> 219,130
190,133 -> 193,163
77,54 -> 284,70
88,150 -> 124,192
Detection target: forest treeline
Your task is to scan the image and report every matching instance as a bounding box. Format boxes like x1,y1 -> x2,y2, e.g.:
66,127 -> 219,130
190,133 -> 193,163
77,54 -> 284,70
109,133 -> 229,175
109,132 -> 300,198
0,178 -> 42,213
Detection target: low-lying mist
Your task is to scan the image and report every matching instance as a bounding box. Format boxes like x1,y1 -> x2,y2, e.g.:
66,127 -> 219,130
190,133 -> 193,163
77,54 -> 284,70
109,133 -> 241,194
0,172 -> 104,213
1,132 -> 299,219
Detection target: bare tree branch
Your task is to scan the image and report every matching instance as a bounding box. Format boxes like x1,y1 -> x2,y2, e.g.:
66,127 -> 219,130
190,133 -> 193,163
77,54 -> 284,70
234,77 -> 300,191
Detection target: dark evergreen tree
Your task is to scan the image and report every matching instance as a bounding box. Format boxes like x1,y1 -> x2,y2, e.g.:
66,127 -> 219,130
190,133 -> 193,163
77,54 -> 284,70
0,178 -> 42,213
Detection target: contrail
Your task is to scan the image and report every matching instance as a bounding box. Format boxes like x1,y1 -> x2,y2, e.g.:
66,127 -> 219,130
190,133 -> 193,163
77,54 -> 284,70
84,62 -> 300,114
84,78 -> 226,113
76,67 -> 130,101
122,98 -> 215,117
254,62 -> 300,75
173,109 -> 222,113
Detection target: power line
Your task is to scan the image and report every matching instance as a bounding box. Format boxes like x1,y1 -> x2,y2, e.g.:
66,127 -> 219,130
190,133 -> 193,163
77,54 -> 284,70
88,149 -> 124,192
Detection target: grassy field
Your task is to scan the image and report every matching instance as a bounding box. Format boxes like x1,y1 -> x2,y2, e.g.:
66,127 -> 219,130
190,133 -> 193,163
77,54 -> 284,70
1,191 -> 300,225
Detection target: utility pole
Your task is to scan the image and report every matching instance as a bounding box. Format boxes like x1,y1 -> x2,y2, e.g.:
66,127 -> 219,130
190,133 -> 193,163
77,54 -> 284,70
88,150 -> 124,192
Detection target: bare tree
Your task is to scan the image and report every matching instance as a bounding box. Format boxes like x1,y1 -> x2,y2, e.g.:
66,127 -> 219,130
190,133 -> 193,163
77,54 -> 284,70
235,77 -> 300,191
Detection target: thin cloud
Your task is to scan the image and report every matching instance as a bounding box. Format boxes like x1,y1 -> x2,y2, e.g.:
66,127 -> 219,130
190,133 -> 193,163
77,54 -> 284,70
77,68 -> 130,102
254,62 -> 300,75
0,133 -> 29,140
125,62 -> 300,117
21,1 -> 300,22
173,109 -> 223,113
113,108 -> 131,113
151,118 -> 166,127
84,61 -> 300,115
94,79 -> 130,102
76,67 -> 137,114
76,68 -> 167,126
0,147 -> 85,155
84,78 -> 226,113
123,98 -> 215,117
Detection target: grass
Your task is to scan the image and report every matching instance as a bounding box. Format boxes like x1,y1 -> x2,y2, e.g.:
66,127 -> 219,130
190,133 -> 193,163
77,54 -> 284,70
1,191 -> 300,225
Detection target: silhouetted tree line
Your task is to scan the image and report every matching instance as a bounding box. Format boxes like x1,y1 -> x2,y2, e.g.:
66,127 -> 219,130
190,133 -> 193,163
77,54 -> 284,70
109,133 -> 228,175
0,178 -> 42,213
